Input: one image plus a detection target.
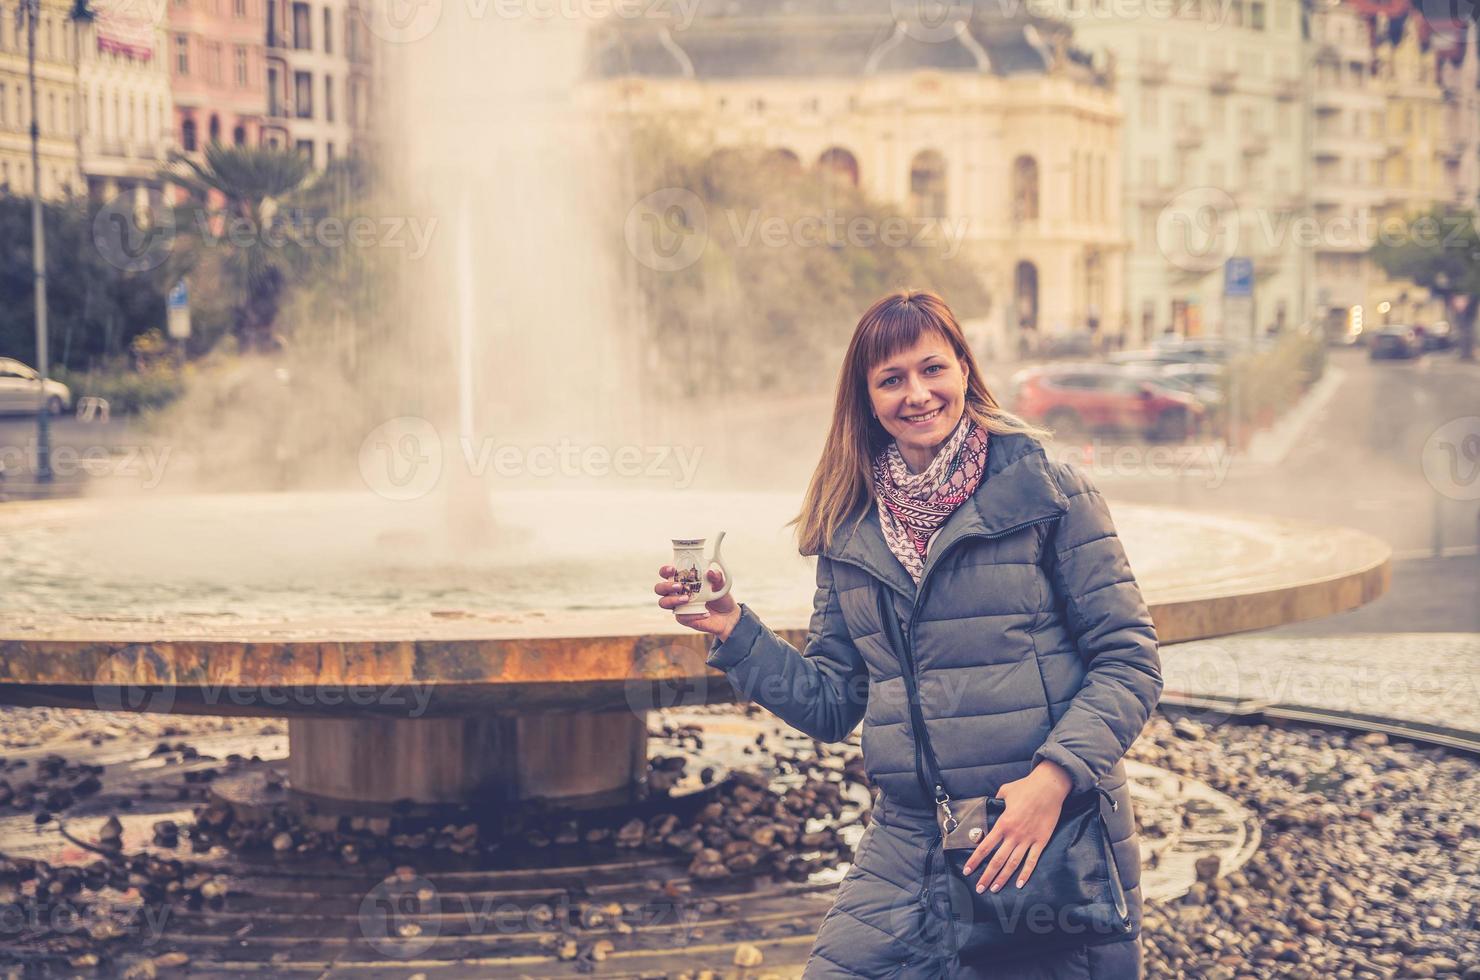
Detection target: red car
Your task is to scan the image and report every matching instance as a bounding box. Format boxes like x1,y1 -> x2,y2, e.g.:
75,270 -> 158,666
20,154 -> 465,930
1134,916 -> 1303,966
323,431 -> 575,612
1009,364 -> 1205,442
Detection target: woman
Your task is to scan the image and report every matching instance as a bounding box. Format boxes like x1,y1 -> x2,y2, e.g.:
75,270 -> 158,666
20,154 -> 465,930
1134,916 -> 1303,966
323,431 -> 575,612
654,290 -> 1163,978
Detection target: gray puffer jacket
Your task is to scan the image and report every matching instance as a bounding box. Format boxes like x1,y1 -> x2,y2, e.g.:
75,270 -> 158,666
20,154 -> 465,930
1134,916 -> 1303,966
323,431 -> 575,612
706,430 -> 1163,975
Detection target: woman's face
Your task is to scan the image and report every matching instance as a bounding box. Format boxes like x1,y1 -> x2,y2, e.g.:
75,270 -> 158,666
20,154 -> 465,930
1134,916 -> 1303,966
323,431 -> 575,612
867,332 -> 968,473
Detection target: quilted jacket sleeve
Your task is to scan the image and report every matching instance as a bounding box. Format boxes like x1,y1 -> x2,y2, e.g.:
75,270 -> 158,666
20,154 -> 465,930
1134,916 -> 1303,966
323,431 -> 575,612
705,554 -> 869,744
1031,461 -> 1164,795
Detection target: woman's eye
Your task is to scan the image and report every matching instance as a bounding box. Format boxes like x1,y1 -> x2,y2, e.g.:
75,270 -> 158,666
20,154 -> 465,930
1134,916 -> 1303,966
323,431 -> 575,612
926,365 -> 944,374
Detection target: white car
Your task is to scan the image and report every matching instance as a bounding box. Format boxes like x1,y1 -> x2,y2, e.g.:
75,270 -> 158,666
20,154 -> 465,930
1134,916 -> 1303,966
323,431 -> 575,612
0,358 -> 71,416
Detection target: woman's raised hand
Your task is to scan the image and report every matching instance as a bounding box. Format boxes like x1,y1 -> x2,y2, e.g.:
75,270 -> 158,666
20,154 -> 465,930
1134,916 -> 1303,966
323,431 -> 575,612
655,564 -> 741,642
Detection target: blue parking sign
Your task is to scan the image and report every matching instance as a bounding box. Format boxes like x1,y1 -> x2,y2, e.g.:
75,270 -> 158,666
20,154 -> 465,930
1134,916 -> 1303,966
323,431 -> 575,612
1224,258 -> 1253,297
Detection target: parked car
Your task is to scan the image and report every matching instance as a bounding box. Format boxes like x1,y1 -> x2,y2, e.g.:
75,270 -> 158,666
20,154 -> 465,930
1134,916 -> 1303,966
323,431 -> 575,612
1150,337 -> 1232,362
1010,363 -> 1205,442
0,358 -> 71,415
1411,323 -> 1454,352
1368,327 -> 1423,360
1120,362 -> 1227,411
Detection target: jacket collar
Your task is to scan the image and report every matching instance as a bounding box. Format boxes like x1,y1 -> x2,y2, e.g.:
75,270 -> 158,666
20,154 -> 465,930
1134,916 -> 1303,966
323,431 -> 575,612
822,430 -> 1070,601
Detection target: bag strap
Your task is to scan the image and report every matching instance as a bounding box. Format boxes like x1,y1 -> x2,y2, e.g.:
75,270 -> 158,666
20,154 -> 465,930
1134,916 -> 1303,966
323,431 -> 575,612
875,584 -> 950,806
874,583 -> 1116,832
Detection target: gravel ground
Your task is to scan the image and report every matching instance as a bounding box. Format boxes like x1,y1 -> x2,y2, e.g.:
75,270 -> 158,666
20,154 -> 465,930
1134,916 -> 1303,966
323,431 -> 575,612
1128,714 -> 1479,979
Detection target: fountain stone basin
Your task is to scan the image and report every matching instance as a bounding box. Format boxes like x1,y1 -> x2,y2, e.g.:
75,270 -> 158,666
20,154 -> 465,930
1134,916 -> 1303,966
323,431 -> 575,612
0,489 -> 1390,809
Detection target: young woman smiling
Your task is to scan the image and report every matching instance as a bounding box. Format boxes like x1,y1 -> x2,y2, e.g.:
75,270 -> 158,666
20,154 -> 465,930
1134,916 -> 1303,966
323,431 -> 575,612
655,290 -> 1162,978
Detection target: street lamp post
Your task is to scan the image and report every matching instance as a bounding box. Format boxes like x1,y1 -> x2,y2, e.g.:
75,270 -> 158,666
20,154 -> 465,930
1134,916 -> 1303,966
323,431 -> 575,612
19,0 -> 53,482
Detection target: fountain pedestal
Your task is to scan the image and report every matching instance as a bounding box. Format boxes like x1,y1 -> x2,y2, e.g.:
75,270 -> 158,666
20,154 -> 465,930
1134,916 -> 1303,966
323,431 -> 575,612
287,711 -> 648,810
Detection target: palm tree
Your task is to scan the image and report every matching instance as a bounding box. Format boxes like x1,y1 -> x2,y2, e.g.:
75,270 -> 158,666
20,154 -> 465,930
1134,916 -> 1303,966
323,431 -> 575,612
160,144 -> 319,354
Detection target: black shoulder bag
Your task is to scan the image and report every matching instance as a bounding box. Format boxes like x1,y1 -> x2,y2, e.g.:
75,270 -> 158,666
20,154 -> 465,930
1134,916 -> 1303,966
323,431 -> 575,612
875,586 -> 1132,959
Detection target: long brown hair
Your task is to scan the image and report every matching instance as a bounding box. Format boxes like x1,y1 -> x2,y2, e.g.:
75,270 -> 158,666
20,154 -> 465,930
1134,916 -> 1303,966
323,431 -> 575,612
790,289 -> 1050,557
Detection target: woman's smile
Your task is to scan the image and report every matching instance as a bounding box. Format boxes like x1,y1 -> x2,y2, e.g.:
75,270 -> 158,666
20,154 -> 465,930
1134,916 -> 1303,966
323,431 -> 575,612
902,407 -> 943,425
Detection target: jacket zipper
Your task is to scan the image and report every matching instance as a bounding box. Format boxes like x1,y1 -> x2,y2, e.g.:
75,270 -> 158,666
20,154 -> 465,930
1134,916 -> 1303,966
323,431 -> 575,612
869,513 -> 1063,808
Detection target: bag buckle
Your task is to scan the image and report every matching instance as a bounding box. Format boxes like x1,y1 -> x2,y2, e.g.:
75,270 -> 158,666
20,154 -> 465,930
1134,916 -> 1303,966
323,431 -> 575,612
935,785 -> 957,834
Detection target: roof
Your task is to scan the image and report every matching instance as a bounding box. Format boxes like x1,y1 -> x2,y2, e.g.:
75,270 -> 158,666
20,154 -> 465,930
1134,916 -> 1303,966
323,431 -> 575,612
584,1 -> 1066,81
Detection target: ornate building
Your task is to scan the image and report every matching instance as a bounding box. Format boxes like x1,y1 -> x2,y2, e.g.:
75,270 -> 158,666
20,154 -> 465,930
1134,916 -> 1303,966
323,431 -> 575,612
0,0 -> 80,198
584,2 -> 1127,357
1074,0 -> 1309,343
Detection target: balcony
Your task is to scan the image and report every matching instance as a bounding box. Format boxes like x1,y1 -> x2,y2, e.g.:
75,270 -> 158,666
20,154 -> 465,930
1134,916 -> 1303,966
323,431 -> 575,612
1175,126 -> 1204,149
1273,76 -> 1300,101
1438,137 -> 1467,162
1140,58 -> 1170,85
1209,68 -> 1236,94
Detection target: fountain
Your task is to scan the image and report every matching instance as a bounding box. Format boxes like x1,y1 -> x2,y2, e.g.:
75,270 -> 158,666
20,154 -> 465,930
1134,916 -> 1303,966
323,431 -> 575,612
0,7 -> 1399,974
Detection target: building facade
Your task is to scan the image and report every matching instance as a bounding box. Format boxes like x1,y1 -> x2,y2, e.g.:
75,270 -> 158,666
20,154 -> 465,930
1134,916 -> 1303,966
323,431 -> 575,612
0,0 -> 82,199
1074,0 -> 1308,344
1307,0 -> 1388,336
168,0 -> 268,156
77,0 -> 174,203
264,0 -> 370,167
585,6 -> 1127,357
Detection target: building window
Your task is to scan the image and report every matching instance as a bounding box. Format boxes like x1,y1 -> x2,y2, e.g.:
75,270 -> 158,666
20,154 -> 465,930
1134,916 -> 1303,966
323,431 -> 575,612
324,75 -> 334,122
294,70 -> 312,118
295,138 -> 314,162
1013,155 -> 1039,222
209,114 -> 220,144
0,84 -> 6,128
323,6 -> 332,52
292,2 -> 311,50
182,117 -> 197,151
175,34 -> 189,75
235,45 -> 248,86
234,0 -> 246,14
1250,0 -> 1265,29
909,149 -> 947,219
233,124 -> 246,145
325,141 -> 334,161
268,67 -> 282,116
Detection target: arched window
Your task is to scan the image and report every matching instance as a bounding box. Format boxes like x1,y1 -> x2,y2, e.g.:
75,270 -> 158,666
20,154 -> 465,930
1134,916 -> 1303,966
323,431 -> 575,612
1013,155 -> 1039,222
765,147 -> 801,173
233,124 -> 246,146
181,117 -> 197,151
1014,261 -> 1039,333
208,113 -> 221,145
817,146 -> 860,187
910,149 -> 947,218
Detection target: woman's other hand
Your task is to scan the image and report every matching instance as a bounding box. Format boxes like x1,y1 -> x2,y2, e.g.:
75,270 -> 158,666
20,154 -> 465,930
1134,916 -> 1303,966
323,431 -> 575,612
960,760 -> 1074,894
655,565 -> 741,642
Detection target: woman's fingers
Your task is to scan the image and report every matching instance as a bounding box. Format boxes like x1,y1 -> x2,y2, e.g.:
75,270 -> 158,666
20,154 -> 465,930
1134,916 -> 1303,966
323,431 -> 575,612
962,825 -> 1004,877
1015,842 -> 1042,889
982,840 -> 1029,894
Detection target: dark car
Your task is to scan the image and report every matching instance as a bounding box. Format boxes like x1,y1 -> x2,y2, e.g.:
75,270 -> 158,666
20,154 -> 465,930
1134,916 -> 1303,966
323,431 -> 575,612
1369,327 -> 1423,360
1010,363 -> 1206,442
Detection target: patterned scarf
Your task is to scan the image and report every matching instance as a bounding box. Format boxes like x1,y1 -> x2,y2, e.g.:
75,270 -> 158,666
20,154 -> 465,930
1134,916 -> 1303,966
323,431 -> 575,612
871,414 -> 990,584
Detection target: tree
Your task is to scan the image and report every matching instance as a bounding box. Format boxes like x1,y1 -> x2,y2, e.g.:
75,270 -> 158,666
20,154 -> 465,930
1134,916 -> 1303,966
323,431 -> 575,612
158,144 -> 321,354
1370,205 -> 1478,362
